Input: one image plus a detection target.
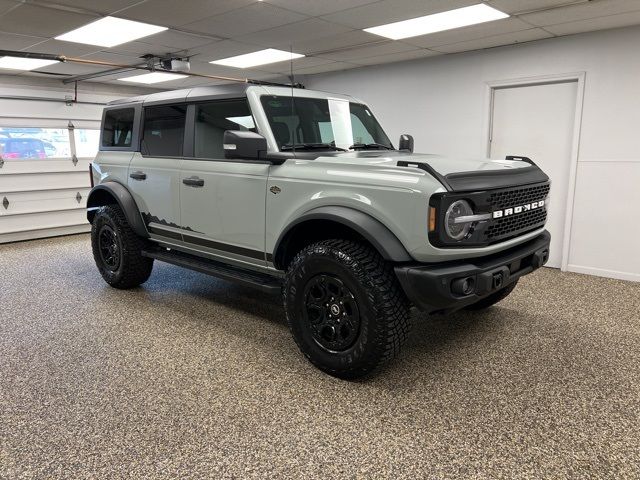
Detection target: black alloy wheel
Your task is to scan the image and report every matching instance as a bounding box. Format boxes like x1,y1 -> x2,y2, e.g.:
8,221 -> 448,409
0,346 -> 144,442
98,224 -> 121,271
304,274 -> 360,352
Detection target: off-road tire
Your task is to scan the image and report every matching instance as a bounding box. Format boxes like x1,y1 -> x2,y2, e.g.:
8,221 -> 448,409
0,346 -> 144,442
283,239 -> 411,379
465,280 -> 519,311
91,205 -> 153,289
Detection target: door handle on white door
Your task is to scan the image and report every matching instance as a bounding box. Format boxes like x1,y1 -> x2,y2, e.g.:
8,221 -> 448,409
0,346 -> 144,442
183,176 -> 205,187
129,171 -> 146,180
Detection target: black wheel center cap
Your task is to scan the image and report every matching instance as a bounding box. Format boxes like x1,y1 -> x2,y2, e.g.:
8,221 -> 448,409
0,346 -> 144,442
330,304 -> 340,316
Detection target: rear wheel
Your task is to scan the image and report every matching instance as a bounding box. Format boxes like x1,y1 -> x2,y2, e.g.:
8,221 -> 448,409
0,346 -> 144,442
465,280 -> 518,311
284,239 -> 411,379
91,205 -> 153,289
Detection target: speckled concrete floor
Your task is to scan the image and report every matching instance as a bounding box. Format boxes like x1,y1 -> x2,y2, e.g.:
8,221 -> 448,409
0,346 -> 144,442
1,235 -> 639,479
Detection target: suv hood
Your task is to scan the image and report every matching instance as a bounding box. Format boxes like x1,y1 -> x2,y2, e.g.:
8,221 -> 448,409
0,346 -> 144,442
306,151 -> 549,192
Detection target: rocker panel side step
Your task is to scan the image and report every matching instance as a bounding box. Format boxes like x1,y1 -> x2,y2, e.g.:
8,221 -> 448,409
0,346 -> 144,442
142,248 -> 282,294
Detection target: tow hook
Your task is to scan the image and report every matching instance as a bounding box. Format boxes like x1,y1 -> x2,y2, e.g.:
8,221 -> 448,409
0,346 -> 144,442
492,271 -> 504,289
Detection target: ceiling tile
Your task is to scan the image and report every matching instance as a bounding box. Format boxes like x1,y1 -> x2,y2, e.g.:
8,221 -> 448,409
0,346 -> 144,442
314,41 -> 418,62
293,61 -> 360,75
0,31 -> 46,50
520,0 -> 640,26
184,3 -> 307,38
188,40 -> 271,63
545,9 -> 640,35
282,30 -> 384,54
109,40 -> 185,57
487,0 -> 585,15
352,48 -> 440,65
116,0 -> 255,28
236,18 -> 353,47
403,17 -> 534,48
257,56 -> 336,74
189,61 -> 274,81
320,0 -> 476,29
46,0 -> 143,15
262,0 -> 379,16
137,30 -> 220,50
0,4 -> 97,37
431,28 -> 553,53
24,39 -> 102,57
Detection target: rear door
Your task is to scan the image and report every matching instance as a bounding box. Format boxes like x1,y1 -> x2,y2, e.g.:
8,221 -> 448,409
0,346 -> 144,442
179,98 -> 269,266
127,104 -> 187,242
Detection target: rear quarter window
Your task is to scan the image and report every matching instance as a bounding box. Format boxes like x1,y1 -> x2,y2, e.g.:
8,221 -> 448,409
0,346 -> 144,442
102,108 -> 135,148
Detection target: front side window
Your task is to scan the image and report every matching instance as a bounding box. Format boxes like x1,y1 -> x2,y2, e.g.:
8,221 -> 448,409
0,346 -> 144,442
142,105 -> 187,157
102,108 -> 134,148
260,96 -> 392,151
194,99 -> 254,159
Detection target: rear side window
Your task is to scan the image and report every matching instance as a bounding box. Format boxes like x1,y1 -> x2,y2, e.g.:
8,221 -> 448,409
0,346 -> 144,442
194,99 -> 254,159
102,108 -> 134,147
142,105 -> 187,157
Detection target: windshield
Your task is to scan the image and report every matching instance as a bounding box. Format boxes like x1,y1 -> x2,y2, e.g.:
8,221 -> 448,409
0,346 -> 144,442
260,96 -> 393,152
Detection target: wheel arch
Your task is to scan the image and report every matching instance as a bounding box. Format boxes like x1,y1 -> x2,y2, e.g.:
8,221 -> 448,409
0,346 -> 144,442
272,206 -> 413,270
86,182 -> 148,237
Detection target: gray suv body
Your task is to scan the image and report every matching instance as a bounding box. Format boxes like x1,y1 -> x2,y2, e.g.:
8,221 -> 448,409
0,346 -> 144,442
87,83 -> 551,378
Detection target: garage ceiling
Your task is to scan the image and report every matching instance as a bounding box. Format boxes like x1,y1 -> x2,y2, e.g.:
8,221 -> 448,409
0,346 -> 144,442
1,0 -> 640,87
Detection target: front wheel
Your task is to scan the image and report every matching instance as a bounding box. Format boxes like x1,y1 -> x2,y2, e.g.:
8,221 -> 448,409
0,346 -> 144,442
283,240 -> 411,379
91,205 -> 154,289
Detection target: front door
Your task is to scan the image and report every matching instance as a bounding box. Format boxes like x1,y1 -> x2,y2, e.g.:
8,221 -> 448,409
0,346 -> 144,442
180,99 -> 269,267
127,104 -> 188,242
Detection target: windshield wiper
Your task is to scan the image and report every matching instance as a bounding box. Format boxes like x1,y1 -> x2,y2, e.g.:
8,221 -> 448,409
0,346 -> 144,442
281,143 -> 347,152
349,142 -> 394,150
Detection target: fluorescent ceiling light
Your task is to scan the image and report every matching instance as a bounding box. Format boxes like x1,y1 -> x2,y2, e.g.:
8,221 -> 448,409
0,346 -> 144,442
0,56 -> 58,71
117,72 -> 188,84
55,16 -> 167,48
211,48 -> 304,68
364,4 -> 509,40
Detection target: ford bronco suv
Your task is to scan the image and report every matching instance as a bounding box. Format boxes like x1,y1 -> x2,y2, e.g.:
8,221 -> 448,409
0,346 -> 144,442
87,84 -> 550,379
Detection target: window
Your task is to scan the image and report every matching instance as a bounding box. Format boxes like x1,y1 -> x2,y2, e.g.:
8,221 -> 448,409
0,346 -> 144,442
74,129 -> 100,158
102,108 -> 134,148
260,96 -> 392,151
142,105 -> 187,157
194,99 -> 254,159
0,127 -> 71,159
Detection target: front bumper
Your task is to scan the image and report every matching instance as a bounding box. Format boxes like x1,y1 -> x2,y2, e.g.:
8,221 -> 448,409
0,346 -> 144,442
395,231 -> 550,313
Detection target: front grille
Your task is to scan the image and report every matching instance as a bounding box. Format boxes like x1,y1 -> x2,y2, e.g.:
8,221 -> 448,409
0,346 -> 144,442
488,183 -> 550,209
483,183 -> 549,242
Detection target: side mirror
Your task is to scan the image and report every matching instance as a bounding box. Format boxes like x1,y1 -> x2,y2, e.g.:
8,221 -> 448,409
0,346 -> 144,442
223,130 -> 267,160
399,134 -> 414,153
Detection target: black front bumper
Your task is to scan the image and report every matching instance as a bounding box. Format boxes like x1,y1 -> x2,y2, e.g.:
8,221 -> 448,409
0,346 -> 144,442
395,231 -> 551,313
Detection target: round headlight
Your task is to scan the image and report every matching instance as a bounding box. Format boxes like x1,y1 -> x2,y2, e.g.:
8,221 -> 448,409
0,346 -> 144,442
445,200 -> 473,240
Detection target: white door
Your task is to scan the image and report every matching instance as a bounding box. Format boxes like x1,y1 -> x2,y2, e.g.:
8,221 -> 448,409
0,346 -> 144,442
489,81 -> 577,268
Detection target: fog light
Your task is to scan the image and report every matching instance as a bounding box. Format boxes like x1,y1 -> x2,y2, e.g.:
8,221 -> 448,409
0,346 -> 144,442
451,276 -> 475,295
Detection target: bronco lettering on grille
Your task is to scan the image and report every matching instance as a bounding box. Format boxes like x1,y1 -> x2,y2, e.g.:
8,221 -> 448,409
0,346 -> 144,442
492,200 -> 545,219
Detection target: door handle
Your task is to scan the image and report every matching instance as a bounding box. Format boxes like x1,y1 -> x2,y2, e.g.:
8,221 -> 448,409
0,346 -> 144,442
129,171 -> 146,181
182,176 -> 205,187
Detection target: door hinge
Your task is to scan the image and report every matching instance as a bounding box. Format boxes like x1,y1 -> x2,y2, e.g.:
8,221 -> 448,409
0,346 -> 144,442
0,158 -> 4,168
2,197 -> 8,210
72,155 -> 78,166
76,192 -> 83,204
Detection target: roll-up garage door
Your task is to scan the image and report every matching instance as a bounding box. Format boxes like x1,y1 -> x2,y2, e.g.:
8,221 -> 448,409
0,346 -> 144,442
0,99 -> 103,243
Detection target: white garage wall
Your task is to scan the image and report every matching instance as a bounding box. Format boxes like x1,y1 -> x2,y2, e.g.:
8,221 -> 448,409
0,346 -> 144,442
305,25 -> 640,282
0,76 -> 150,243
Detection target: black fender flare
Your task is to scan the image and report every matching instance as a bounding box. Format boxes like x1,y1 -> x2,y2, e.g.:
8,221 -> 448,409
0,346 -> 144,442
86,182 -> 148,237
273,206 -> 412,268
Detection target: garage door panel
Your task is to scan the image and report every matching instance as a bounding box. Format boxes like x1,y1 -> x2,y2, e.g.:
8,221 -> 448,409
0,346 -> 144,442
0,171 -> 90,192
0,188 -> 90,217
